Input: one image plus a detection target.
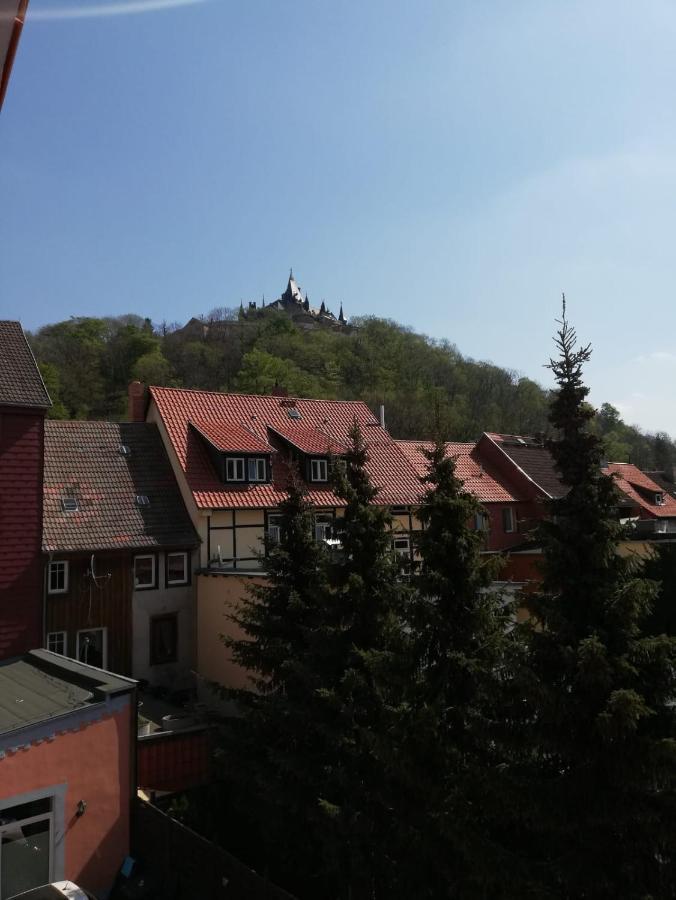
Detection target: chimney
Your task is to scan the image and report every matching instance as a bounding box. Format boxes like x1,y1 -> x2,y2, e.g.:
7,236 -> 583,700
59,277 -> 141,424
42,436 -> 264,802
128,381 -> 147,422
379,405 -> 386,429
270,382 -> 288,398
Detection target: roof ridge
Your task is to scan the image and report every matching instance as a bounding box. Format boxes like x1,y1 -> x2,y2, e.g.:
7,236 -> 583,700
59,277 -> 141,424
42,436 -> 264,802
150,384 -> 376,409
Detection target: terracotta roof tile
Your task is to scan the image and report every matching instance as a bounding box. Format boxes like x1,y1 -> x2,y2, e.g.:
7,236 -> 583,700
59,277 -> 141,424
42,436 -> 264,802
190,420 -> 274,453
149,387 -> 423,509
268,424 -> 348,455
396,440 -> 520,503
0,321 -> 51,409
43,421 -> 199,552
604,462 -> 676,518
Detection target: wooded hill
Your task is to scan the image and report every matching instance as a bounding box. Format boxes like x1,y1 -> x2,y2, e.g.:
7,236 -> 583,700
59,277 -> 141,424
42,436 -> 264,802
27,308 -> 676,471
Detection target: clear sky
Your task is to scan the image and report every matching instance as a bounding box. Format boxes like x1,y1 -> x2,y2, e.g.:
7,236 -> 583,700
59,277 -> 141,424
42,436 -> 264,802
3,0 -> 676,435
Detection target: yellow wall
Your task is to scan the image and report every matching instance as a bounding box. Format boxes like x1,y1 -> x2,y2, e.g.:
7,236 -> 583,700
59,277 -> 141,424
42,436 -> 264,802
197,571 -> 266,690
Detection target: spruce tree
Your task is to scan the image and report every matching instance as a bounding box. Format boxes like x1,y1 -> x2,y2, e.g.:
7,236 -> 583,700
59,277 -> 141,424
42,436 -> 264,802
219,471 -> 333,893
516,311 -> 676,897
392,438 -> 517,898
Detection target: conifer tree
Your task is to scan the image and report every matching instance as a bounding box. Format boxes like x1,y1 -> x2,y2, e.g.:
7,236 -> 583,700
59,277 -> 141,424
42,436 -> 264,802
392,438 -> 516,898
219,471 -> 333,891
516,310 -> 676,897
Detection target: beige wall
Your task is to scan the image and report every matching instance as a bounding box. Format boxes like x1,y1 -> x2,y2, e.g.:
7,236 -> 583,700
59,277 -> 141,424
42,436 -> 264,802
197,571 -> 266,690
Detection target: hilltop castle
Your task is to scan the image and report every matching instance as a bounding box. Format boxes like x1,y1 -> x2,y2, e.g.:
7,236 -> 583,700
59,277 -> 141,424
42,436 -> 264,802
240,270 -> 347,328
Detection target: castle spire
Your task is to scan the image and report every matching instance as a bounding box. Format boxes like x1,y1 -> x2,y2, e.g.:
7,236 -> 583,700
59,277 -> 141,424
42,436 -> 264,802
339,303 -> 346,324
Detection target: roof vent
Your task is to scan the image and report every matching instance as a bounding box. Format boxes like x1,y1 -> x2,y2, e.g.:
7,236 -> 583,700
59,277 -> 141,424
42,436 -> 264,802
119,444 -> 131,456
135,495 -> 150,507
61,497 -> 79,513
287,408 -> 302,420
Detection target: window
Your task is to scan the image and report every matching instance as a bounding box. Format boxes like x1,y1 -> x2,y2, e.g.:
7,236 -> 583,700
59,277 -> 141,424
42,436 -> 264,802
135,494 -> 150,507
314,512 -> 333,542
502,507 -> 516,533
134,554 -> 156,589
226,457 -> 245,481
392,536 -> 410,557
655,492 -> 666,506
310,458 -> 328,482
0,797 -> 54,897
150,614 -> 178,665
166,551 -> 189,586
474,512 -> 489,532
60,497 -> 78,513
46,631 -> 66,656
248,457 -> 267,482
266,513 -> 283,545
47,561 -> 69,595
77,628 -> 107,669
391,505 -> 409,516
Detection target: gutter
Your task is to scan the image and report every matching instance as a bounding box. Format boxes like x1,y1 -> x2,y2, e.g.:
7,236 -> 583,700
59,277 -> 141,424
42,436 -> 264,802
0,0 -> 29,112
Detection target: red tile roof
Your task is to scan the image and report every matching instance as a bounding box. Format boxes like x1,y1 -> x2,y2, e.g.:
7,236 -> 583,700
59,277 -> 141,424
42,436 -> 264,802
149,387 -> 423,509
0,321 -> 51,409
604,463 -> 676,519
396,440 -> 520,503
190,420 -> 274,453
44,421 -> 199,552
268,424 -> 348,455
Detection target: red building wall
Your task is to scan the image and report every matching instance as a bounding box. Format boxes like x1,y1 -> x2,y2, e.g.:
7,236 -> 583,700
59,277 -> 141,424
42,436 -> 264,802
0,408 -> 45,657
0,705 -> 132,895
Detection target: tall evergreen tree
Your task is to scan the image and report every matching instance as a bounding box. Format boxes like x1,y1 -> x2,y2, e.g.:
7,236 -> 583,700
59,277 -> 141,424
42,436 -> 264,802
391,438 -> 516,898
516,311 -> 676,897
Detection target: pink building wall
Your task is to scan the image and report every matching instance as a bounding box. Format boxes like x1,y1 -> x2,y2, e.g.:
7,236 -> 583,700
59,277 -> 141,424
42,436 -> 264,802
0,705 -> 132,895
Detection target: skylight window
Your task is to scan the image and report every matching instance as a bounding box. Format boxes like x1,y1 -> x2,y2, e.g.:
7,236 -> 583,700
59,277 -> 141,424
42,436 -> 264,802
287,407 -> 302,420
61,497 -> 79,513
136,494 -> 150,507
119,444 -> 131,456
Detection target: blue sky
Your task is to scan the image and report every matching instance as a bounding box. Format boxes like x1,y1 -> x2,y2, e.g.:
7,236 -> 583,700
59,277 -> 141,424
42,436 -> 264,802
3,0 -> 676,434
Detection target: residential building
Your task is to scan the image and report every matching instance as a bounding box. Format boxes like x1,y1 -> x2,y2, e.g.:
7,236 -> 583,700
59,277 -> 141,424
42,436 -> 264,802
42,421 -> 199,687
0,649 -> 136,899
0,321 -> 51,659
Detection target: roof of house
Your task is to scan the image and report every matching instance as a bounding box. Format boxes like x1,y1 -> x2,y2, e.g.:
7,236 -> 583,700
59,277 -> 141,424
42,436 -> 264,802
268,423 -> 348,456
43,421 -> 199,552
149,386 -> 423,509
484,433 -> 566,498
0,321 -> 51,409
604,462 -> 676,519
190,420 -> 274,454
0,649 -> 135,736
396,440 -> 521,503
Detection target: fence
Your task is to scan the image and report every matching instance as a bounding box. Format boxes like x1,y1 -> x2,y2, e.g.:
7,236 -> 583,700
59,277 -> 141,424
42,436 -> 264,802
137,726 -> 211,793
131,798 -> 299,900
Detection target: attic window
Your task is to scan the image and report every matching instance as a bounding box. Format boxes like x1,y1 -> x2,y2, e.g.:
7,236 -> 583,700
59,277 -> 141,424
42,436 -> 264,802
136,494 -> 150,507
119,444 -> 131,456
287,408 -> 302,420
655,492 -> 666,506
61,497 -> 79,513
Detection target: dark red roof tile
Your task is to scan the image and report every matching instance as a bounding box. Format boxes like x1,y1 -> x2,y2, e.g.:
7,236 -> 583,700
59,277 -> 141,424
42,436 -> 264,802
0,322 -> 51,409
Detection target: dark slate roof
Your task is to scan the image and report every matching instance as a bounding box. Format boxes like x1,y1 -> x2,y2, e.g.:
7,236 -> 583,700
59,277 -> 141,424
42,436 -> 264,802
43,421 -> 200,553
486,433 -> 567,498
0,649 -> 135,735
0,321 -> 51,409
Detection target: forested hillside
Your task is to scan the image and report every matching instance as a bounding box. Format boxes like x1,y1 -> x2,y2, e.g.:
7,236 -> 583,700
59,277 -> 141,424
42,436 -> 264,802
27,309 -> 676,470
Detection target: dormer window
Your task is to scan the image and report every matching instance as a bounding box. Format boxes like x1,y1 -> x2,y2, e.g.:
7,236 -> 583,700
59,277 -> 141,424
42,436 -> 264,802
248,458 -> 267,482
310,458 -> 328,482
226,458 -> 245,481
655,492 -> 666,506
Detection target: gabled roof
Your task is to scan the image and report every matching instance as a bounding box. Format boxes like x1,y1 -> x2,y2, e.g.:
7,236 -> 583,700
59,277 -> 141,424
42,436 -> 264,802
43,421 -> 199,552
604,462 -> 676,519
149,387 -> 422,509
0,321 -> 51,409
396,440 -> 520,503
483,432 -> 566,498
268,424 -> 348,456
190,420 -> 274,454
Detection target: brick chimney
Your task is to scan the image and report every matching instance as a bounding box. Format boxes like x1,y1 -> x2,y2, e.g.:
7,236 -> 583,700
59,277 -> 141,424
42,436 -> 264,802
128,381 -> 147,422
270,382 -> 288,398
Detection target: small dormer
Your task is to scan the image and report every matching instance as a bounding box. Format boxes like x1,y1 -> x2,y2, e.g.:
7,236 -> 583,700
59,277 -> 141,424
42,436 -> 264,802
267,422 -> 346,485
190,421 -> 274,485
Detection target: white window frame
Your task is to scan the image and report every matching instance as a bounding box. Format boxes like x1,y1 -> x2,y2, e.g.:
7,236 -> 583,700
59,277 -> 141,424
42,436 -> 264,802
248,457 -> 267,482
134,554 -> 156,590
46,631 -> 67,656
0,800 -> 55,892
266,513 -> 283,545
226,457 -> 245,482
314,512 -> 333,542
392,536 -> 411,557
310,458 -> 328,482
502,507 -> 516,533
474,512 -> 489,532
166,551 -> 189,586
76,627 -> 108,670
47,561 -> 69,595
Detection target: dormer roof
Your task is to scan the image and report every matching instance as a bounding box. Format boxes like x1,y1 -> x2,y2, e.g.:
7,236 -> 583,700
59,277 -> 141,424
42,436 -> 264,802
190,420 -> 274,454
268,424 -> 348,456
